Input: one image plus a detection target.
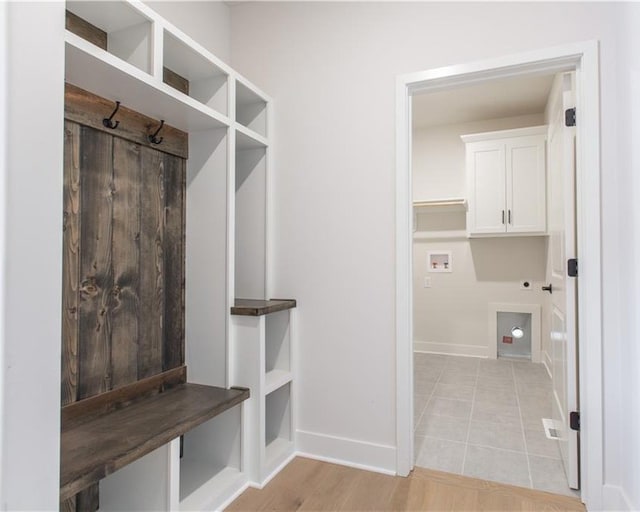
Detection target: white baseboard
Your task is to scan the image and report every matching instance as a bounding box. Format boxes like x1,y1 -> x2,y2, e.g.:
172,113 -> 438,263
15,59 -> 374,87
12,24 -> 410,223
295,429 -> 396,475
414,341 -> 487,358
603,484 -> 635,511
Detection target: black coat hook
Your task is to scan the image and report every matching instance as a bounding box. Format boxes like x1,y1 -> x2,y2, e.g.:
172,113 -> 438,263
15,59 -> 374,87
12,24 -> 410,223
102,101 -> 121,129
148,120 -> 165,145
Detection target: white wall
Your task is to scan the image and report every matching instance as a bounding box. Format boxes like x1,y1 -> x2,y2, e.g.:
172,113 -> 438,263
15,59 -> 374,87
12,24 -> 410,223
144,1 -> 231,62
412,115 -> 548,358
230,1 -> 627,503
412,113 -> 544,200
1,3 -> 65,509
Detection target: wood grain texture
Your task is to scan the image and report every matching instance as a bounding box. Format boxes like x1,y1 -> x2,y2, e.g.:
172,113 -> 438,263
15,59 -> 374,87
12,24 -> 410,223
110,137 -> 141,388
138,146 -> 165,378
62,366 -> 186,430
65,10 -> 107,50
231,299 -> 297,317
162,154 -> 185,370
78,126 -> 114,399
65,83 -> 188,159
60,384 -> 250,501
163,67 -> 190,95
62,121 -> 81,406
226,457 -> 585,512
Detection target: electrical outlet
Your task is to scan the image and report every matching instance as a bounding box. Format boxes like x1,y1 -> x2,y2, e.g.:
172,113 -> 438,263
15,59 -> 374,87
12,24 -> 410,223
423,277 -> 432,288
520,280 -> 533,291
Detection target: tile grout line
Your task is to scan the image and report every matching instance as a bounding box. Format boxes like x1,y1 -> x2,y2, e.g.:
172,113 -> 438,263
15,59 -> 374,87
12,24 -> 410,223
413,360 -> 445,455
460,362 -> 479,476
512,362 -> 534,489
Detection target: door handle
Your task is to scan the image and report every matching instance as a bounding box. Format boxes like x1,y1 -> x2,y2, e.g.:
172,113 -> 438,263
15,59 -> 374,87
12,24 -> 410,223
502,210 -> 505,224
508,209 -> 512,224
542,284 -> 553,293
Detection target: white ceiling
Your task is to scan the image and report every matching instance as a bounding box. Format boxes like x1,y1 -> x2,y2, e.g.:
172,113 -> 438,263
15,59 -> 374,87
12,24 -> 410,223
412,73 -> 555,129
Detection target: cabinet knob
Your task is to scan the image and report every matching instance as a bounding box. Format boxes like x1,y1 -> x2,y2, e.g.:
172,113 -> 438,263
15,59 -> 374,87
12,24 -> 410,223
542,284 -> 553,293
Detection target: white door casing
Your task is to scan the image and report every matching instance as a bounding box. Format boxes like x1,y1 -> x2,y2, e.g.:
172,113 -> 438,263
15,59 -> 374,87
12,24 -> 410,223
397,41 -> 602,509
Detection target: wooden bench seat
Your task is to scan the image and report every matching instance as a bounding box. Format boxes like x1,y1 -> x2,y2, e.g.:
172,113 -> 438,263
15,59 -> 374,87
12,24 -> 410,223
60,381 -> 249,501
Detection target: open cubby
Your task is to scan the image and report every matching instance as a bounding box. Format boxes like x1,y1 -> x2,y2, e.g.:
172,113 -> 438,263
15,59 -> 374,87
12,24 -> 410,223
265,383 -> 292,460
180,406 -> 246,511
265,311 -> 291,374
235,146 -> 267,299
163,30 -> 228,115
66,1 -> 153,74
99,443 -> 173,512
186,128 -> 229,388
236,81 -> 267,137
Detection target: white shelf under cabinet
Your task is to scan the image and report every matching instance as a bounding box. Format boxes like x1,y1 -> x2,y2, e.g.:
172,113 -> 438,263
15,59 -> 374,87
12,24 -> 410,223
180,465 -> 246,511
65,31 -> 231,132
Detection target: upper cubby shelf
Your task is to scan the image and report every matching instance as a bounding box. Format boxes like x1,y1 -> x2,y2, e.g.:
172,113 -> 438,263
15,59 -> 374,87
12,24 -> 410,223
65,0 -> 270,138
236,81 -> 268,137
66,1 -> 153,74
162,30 -> 229,115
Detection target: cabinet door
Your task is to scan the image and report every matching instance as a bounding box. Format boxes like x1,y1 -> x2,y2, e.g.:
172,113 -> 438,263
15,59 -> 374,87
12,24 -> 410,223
467,141 -> 506,235
506,135 -> 546,233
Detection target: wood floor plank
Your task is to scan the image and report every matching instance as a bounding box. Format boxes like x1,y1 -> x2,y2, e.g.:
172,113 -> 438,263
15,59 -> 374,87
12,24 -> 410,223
226,457 -> 585,512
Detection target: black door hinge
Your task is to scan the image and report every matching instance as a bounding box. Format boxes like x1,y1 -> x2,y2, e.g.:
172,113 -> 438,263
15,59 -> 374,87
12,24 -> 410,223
570,411 -> 581,431
568,258 -> 578,277
565,108 -> 576,127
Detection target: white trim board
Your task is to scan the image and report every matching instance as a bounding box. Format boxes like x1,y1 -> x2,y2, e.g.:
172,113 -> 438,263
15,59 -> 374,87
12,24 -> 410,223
396,41 -> 603,509
414,341 -> 487,358
296,429 -> 396,475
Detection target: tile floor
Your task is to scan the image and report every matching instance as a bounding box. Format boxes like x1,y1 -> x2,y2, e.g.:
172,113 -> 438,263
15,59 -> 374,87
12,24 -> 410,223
414,353 -> 578,497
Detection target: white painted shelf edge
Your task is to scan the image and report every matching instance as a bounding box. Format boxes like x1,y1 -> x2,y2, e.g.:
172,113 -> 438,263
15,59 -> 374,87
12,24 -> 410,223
179,464 -> 247,511
65,31 -> 231,132
236,123 -> 269,150
265,369 -> 293,396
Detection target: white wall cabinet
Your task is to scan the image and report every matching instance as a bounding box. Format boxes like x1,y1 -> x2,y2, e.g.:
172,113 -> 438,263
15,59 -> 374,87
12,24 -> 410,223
462,126 -> 547,237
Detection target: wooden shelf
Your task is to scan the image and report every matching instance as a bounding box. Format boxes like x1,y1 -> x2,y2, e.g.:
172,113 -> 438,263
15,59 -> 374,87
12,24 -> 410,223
60,383 -> 249,501
231,299 -> 297,317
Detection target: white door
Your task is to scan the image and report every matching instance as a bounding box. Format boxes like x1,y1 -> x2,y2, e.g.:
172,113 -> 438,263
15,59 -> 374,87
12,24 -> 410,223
546,72 -> 579,489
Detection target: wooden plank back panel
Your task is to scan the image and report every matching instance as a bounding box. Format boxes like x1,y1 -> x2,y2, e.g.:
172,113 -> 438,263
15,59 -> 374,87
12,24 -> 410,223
110,138 -> 141,388
138,147 -> 166,378
62,88 -> 188,508
77,126 -> 114,399
163,154 -> 186,370
62,121 -> 81,406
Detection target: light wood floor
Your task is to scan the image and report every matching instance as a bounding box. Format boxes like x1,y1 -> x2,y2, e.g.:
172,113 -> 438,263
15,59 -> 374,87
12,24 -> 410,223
226,457 -> 585,511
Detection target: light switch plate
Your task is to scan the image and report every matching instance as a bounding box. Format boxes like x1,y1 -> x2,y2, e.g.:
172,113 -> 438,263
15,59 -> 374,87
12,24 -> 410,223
424,277 -> 432,288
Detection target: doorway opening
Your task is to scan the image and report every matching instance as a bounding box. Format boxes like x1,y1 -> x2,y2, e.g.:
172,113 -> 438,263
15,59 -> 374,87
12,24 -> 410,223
395,42 -> 603,509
